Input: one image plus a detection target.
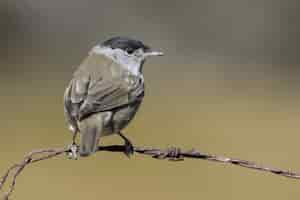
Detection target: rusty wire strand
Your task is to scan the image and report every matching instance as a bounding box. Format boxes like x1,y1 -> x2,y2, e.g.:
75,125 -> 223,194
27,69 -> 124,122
1,145 -> 300,199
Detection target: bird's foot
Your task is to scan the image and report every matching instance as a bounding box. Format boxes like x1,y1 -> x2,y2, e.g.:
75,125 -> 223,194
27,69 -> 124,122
118,132 -> 134,157
117,132 -> 134,158
124,139 -> 134,158
66,143 -> 79,160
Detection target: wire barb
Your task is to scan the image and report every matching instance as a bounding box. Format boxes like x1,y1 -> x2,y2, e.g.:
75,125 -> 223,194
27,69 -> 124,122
1,144 -> 300,199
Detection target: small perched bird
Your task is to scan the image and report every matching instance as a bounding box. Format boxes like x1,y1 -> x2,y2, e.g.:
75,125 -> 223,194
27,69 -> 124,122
64,36 -> 163,157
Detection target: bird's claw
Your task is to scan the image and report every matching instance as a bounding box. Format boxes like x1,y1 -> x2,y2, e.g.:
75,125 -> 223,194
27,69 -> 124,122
66,143 -> 79,160
124,140 -> 134,158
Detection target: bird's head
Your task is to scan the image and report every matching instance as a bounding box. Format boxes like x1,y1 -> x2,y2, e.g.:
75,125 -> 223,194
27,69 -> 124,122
91,36 -> 163,75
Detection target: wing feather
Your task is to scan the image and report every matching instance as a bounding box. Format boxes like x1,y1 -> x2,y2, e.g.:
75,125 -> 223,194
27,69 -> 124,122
64,54 -> 144,122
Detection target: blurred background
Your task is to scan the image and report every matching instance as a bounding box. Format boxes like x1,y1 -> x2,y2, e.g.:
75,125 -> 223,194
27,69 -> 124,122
1,0 -> 300,199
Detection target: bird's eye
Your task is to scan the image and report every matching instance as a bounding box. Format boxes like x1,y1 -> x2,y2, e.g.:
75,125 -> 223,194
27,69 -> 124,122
126,48 -> 134,54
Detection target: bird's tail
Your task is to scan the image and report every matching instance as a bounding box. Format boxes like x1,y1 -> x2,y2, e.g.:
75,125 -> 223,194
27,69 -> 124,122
78,114 -> 103,157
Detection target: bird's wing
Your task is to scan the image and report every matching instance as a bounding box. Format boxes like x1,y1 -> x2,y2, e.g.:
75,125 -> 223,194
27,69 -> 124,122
80,77 -> 143,119
64,55 -> 144,122
64,79 -> 81,133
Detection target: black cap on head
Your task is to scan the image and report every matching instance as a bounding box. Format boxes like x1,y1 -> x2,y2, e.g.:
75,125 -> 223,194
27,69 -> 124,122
101,36 -> 150,54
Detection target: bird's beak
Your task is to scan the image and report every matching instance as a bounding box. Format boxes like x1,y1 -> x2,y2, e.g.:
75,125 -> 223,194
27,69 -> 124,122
144,50 -> 164,57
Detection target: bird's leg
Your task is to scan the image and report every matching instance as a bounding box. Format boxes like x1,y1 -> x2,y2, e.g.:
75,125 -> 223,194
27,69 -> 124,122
72,131 -> 78,145
118,132 -> 134,157
67,131 -> 79,160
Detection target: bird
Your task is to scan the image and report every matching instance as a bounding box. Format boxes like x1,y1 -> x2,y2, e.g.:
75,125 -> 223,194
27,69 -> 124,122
63,36 -> 163,158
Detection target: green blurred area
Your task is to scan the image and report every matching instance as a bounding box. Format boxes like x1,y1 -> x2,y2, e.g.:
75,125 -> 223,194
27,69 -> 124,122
1,0 -> 300,199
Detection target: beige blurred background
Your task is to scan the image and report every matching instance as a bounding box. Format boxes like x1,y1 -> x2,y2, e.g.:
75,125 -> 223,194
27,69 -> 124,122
1,0 -> 300,199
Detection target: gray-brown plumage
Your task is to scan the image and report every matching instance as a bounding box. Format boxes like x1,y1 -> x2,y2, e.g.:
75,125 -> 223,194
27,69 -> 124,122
63,37 -> 163,157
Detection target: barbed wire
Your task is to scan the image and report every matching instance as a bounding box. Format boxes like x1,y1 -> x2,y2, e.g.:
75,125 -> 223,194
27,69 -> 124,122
1,144 -> 300,199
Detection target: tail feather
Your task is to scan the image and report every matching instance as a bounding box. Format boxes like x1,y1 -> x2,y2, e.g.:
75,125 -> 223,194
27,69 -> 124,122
78,114 -> 103,157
